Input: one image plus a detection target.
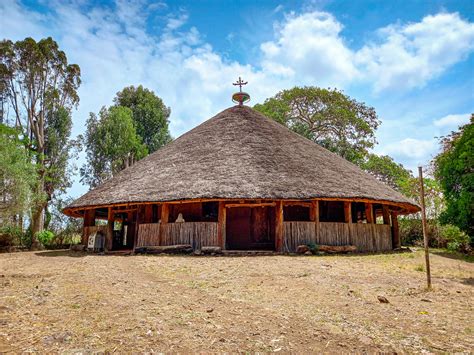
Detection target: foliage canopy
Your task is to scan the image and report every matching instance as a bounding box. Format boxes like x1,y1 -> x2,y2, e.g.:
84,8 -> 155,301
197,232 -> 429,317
434,116 -> 473,240
254,87 -> 380,165
81,106 -> 148,188
113,85 -> 172,153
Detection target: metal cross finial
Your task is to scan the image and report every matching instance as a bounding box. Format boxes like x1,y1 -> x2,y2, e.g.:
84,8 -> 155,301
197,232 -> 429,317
233,76 -> 248,92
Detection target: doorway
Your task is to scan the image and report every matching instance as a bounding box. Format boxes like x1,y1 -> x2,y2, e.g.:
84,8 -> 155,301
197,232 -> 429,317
226,206 -> 275,250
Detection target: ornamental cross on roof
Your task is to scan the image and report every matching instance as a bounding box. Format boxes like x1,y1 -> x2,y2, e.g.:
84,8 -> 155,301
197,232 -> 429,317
232,77 -> 250,105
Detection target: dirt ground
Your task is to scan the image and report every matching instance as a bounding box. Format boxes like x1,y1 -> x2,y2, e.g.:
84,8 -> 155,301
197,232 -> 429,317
0,249 -> 473,353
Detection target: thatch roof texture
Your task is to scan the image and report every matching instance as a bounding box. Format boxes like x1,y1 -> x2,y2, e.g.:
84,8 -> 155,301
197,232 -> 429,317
66,106 -> 419,214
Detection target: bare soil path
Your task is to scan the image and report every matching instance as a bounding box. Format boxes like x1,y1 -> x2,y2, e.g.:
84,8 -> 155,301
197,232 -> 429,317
0,250 -> 473,353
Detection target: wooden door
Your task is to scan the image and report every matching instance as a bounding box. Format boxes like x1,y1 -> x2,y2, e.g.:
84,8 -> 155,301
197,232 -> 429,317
226,207 -> 275,250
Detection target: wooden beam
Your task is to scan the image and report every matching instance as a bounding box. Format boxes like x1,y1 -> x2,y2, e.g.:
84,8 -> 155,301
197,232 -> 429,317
225,202 -> 276,208
161,203 -> 169,224
275,201 -> 284,252
217,201 -> 226,249
344,201 -> 352,224
283,201 -> 313,207
105,207 -> 114,251
391,211 -> 400,249
382,205 -> 390,225
365,203 -> 374,224
64,196 -> 420,219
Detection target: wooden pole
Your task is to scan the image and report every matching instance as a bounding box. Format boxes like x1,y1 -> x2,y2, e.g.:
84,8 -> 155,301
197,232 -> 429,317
217,201 -> 226,249
275,201 -> 284,252
382,205 -> 390,225
365,203 -> 373,223
391,211 -> 400,249
344,202 -> 352,224
418,166 -> 432,289
106,207 -> 114,251
161,203 -> 169,224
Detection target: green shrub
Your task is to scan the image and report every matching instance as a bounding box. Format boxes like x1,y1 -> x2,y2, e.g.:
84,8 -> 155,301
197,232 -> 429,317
306,242 -> 318,253
0,225 -> 27,247
440,225 -> 470,253
36,230 -> 55,246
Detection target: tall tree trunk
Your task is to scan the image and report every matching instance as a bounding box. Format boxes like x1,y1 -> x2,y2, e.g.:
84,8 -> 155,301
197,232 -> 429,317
30,163 -> 46,250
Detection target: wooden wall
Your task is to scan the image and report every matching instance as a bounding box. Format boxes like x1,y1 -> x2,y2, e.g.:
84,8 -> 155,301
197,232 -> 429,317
283,221 -> 392,253
136,222 -> 218,249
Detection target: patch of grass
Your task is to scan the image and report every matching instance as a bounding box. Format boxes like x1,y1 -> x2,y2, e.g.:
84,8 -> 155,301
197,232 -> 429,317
414,264 -> 425,272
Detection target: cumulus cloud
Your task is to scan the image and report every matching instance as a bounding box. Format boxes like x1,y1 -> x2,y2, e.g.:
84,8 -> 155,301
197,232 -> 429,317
433,113 -> 471,128
260,12 -> 358,86
356,13 -> 474,92
259,11 -> 473,92
1,1 -> 472,195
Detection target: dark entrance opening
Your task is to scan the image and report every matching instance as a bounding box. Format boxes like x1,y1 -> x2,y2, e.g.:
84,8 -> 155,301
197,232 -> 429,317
226,206 -> 275,250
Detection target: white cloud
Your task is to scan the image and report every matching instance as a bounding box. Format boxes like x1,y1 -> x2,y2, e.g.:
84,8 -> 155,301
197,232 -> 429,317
0,1 -> 472,196
383,138 -> 437,159
259,11 -> 474,92
356,13 -> 474,92
260,12 -> 358,87
433,113 -> 471,127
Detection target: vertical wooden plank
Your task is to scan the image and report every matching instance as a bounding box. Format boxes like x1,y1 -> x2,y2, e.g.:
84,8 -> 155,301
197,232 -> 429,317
159,203 -> 169,246
144,205 -> 153,223
105,207 -> 114,251
344,202 -> 352,224
391,211 -> 400,249
161,203 -> 169,224
275,201 -> 284,252
365,203 -> 374,224
313,200 -> 319,242
217,201 -> 226,249
382,205 -> 390,225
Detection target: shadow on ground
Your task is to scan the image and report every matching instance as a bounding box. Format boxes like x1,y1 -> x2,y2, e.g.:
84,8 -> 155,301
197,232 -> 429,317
432,250 -> 473,263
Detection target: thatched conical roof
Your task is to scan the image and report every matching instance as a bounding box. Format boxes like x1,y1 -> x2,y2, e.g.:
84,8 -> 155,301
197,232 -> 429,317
65,106 -> 419,215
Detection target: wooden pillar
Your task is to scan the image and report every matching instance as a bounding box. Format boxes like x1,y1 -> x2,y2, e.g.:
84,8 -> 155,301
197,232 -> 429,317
382,205 -> 390,225
161,203 -> 169,224
105,207 -> 114,251
391,211 -> 400,249
144,205 -> 153,223
365,203 -> 374,224
309,200 -> 318,222
82,209 -> 96,245
217,201 -> 226,249
275,201 -> 284,252
344,202 -> 352,224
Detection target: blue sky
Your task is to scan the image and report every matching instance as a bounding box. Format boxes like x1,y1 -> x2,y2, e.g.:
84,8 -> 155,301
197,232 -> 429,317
1,0 -> 473,198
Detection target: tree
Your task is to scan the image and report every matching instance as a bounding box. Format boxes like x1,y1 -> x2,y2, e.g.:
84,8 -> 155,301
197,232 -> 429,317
81,106 -> 148,188
0,37 -> 81,247
43,107 -> 79,229
254,87 -> 380,165
434,116 -> 473,241
361,153 -> 414,195
113,85 -> 171,153
0,124 -> 37,222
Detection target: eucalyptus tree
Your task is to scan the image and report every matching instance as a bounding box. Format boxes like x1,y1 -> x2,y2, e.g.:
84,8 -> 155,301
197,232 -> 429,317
0,37 -> 81,247
81,106 -> 148,188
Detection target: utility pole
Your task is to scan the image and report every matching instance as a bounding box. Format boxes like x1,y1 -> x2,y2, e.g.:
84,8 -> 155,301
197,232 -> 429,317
418,166 -> 432,289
